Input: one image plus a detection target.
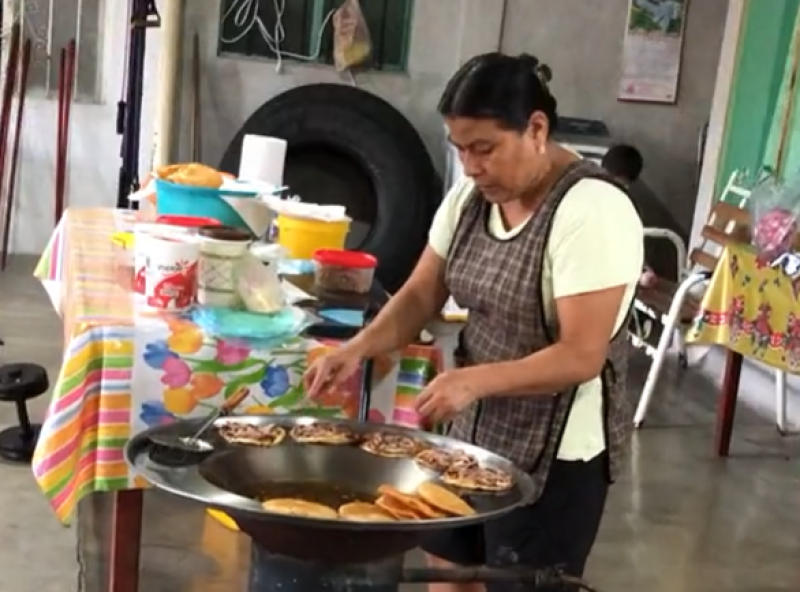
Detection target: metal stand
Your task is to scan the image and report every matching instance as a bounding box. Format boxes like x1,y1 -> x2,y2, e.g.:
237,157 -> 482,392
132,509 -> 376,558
116,0 -> 160,208
249,547 -> 402,592
247,547 -> 599,592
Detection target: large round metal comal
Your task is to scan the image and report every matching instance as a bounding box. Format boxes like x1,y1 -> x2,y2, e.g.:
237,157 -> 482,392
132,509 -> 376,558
125,416 -> 536,564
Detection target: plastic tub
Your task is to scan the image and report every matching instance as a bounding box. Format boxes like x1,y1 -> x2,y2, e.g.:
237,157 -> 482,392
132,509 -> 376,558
277,214 -> 350,260
155,179 -> 257,231
313,249 -> 377,294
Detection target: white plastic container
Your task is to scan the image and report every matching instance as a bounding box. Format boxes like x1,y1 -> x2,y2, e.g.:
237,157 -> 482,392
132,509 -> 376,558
144,234 -> 200,311
197,226 -> 253,308
133,223 -> 193,295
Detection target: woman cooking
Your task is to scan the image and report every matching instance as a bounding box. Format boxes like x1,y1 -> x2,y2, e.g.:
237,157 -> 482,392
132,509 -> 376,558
304,53 -> 644,592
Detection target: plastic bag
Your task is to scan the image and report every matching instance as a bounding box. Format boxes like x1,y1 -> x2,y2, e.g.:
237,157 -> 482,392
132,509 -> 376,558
237,251 -> 285,314
748,173 -> 800,261
192,306 -> 318,349
332,0 -> 371,72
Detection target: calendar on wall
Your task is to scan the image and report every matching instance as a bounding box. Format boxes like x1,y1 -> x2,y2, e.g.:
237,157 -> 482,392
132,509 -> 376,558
618,0 -> 689,104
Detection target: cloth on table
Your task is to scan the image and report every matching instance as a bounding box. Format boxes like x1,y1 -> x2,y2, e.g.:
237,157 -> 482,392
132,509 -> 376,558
32,207 -> 440,523
687,242 -> 800,371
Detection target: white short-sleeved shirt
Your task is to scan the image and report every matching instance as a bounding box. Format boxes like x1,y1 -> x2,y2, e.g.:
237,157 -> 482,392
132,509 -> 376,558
429,175 -> 644,460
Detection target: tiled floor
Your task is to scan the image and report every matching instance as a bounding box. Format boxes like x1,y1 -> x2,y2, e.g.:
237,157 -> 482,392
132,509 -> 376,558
1,256 -> 799,592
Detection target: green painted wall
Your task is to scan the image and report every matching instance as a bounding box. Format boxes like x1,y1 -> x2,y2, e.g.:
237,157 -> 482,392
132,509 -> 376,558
715,0 -> 800,194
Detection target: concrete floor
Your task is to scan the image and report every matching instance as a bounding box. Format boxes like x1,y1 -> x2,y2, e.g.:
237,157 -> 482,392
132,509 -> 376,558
1,255 -> 799,592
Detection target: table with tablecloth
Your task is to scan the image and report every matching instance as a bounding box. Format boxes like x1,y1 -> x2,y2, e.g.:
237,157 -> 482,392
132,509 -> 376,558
686,241 -> 798,455
33,207 -> 441,592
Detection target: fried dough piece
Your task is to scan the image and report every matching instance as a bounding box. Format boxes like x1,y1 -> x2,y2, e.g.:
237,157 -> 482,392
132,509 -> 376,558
414,448 -> 452,472
415,448 -> 478,473
158,162 -> 224,189
261,498 -> 338,519
376,484 -> 444,519
360,432 -> 421,458
338,502 -> 396,522
442,466 -> 514,492
417,482 -> 475,517
290,423 -> 358,445
217,423 -> 286,447
156,163 -> 183,179
374,495 -> 419,520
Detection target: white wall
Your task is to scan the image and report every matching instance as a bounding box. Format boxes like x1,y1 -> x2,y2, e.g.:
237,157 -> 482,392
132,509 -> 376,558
501,0 -> 728,229
7,0 -> 160,255
175,0 -> 726,233
175,0 -> 506,169
12,0 -> 726,255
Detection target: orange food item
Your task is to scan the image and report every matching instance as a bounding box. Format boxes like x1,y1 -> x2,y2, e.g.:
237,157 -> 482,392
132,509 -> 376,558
417,482 -> 475,517
376,484 -> 443,519
157,163 -> 224,188
374,495 -> 419,520
338,502 -> 395,522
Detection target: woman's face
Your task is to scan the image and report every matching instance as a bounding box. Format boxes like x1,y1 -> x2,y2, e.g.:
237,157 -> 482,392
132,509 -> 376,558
446,112 -> 549,203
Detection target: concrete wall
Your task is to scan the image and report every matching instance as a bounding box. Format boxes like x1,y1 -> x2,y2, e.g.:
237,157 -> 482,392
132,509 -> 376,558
11,0 -> 726,255
501,0 -> 727,230
8,0 -> 160,256
175,0 -> 506,171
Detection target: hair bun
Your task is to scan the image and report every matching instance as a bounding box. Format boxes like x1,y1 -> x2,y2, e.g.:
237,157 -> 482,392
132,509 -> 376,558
517,53 -> 552,86
537,64 -> 552,84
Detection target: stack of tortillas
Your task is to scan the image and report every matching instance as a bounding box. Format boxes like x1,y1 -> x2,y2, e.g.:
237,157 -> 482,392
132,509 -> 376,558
259,482 -> 476,523
262,498 -> 338,519
374,483 -> 475,520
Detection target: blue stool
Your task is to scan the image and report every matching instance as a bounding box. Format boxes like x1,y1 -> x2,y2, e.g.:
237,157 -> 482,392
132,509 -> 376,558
0,363 -> 49,462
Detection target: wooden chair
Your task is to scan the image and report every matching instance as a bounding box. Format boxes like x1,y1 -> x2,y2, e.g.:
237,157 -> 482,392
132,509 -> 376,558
632,171 -> 765,427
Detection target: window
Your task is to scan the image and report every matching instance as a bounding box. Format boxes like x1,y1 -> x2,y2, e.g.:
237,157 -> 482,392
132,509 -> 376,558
218,0 -> 414,72
5,0 -> 103,101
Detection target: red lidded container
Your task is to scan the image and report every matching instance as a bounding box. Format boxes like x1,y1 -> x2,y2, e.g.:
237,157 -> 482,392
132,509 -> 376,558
313,249 -> 377,294
156,215 -> 222,229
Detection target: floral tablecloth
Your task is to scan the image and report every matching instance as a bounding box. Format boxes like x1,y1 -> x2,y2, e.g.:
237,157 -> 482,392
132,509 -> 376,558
687,242 -> 800,371
33,207 -> 440,523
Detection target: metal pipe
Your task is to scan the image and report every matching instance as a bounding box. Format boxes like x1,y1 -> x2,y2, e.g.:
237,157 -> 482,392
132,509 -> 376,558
152,0 -> 185,168
117,0 -> 159,208
1,38 -> 32,270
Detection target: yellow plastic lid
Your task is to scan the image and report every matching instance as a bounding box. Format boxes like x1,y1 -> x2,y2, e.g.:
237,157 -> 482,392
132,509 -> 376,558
111,231 -> 134,249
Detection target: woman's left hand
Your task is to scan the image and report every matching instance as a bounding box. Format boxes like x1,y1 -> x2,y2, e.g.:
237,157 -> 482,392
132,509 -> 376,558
414,368 -> 483,424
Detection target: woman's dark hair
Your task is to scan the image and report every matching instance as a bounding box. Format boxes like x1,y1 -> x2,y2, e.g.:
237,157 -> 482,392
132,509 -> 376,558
438,52 -> 558,133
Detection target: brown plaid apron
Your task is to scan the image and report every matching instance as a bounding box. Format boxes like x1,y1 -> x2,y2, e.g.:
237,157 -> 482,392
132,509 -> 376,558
445,160 -> 635,504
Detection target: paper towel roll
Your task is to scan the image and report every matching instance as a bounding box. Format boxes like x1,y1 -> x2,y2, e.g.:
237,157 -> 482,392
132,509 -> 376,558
238,135 -> 287,186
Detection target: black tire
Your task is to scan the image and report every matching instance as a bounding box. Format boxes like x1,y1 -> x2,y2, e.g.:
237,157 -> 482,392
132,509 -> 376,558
221,84 -> 442,209
221,100 -> 430,293
219,85 -> 441,293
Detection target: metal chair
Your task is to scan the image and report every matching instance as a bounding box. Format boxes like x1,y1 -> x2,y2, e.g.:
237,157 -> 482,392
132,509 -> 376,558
629,171 -> 793,428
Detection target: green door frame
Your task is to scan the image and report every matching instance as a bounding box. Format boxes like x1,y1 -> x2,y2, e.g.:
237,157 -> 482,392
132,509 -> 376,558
714,0 -> 800,196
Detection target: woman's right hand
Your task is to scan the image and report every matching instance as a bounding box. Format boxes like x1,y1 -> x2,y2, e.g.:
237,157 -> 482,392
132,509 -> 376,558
303,345 -> 364,397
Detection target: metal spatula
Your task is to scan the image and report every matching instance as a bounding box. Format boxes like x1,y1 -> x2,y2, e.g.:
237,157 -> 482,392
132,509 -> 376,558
149,386 -> 250,454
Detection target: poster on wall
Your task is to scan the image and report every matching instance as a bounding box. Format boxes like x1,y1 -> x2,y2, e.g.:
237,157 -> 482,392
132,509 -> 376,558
618,0 -> 689,104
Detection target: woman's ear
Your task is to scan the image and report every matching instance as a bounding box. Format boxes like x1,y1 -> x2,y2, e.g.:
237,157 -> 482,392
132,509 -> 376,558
527,111 -> 550,153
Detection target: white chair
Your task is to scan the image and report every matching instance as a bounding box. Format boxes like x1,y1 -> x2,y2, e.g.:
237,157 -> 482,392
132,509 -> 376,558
630,171 -> 791,432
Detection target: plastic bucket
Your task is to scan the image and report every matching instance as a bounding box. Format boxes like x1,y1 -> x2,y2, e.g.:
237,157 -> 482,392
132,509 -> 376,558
276,214 -> 350,260
155,179 -> 256,232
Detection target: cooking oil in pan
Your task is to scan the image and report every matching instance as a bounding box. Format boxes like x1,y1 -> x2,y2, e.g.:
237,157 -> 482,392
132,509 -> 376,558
256,481 -> 374,506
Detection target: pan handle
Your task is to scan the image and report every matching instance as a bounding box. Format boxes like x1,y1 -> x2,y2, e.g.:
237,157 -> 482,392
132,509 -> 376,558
398,566 -> 598,590
357,358 -> 373,423
355,302 -> 382,424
